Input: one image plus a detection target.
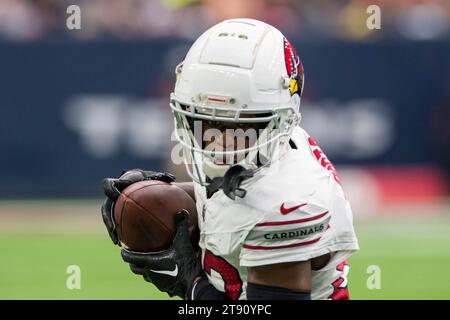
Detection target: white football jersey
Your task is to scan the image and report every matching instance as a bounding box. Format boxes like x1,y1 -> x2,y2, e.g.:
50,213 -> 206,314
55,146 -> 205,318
193,126 -> 359,300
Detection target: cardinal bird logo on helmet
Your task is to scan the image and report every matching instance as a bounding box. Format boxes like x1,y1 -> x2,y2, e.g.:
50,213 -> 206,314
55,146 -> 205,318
283,38 -> 304,97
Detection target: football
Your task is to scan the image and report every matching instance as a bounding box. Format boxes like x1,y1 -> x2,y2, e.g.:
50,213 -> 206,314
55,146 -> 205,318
113,180 -> 199,252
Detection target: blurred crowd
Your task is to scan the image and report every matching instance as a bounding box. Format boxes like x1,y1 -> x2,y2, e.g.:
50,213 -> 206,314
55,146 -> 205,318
0,0 -> 449,42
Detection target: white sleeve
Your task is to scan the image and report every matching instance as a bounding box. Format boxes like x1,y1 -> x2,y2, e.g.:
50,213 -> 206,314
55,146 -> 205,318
239,202 -> 333,267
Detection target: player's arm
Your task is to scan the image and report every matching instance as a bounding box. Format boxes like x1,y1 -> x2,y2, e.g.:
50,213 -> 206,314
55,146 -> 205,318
247,261 -> 312,299
246,254 -> 330,300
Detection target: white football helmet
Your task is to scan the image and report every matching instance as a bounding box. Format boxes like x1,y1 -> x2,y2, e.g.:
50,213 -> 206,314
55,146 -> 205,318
170,18 -> 304,188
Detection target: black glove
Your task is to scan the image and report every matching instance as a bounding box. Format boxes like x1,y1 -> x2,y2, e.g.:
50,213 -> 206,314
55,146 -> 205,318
101,169 -> 175,245
121,210 -> 202,299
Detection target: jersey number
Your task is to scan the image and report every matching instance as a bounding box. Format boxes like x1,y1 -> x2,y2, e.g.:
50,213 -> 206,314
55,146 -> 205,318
308,136 -> 341,184
203,249 -> 243,300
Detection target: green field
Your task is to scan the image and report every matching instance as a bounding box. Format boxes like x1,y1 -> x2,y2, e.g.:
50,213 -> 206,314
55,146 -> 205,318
0,200 -> 449,299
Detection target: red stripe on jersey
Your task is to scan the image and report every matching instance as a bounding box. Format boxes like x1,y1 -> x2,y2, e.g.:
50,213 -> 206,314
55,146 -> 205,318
255,211 -> 329,227
242,236 -> 321,250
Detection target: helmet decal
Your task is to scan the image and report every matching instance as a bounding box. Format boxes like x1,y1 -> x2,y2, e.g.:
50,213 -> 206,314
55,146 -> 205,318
283,38 -> 304,97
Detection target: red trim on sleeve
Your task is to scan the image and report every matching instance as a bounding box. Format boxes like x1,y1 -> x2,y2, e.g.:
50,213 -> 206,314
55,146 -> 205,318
255,211 -> 329,227
242,236 -> 321,250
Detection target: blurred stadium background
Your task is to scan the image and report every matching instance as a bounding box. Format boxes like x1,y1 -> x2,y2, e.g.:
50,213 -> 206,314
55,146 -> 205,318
0,0 -> 449,299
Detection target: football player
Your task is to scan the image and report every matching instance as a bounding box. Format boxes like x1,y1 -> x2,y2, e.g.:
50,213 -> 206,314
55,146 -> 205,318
102,18 -> 359,300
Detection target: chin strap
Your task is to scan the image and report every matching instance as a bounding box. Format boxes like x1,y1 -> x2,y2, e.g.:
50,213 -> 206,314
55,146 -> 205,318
206,165 -> 254,200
